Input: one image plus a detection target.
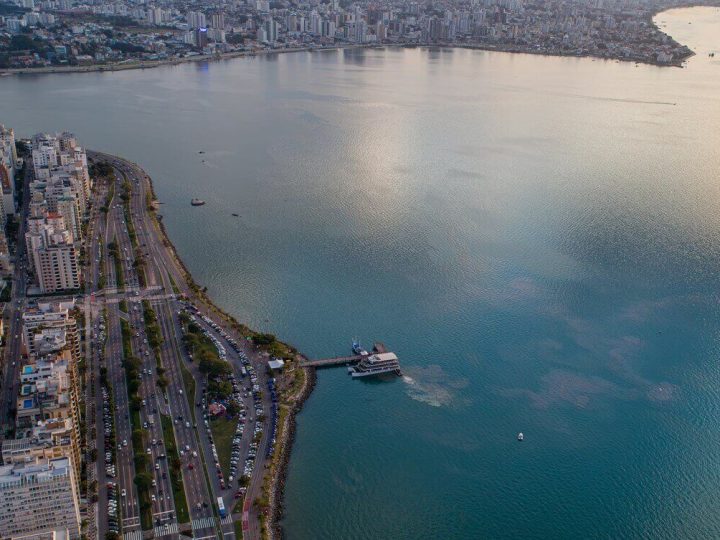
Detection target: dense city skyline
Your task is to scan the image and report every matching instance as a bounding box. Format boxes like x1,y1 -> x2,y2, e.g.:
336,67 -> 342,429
1,0 -> 715,71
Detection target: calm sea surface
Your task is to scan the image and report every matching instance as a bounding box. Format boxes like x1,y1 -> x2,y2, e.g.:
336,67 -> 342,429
2,7 -> 720,538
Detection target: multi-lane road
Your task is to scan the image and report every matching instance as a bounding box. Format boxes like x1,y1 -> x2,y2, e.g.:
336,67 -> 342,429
89,152 -> 247,540
0,160 -> 31,436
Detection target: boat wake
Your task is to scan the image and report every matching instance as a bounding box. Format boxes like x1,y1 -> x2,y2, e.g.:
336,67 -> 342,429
401,366 -> 468,408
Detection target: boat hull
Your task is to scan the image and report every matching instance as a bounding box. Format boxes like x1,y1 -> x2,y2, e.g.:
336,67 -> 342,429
350,368 -> 401,378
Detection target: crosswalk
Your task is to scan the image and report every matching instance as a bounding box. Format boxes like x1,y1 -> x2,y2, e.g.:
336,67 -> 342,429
153,522 -> 179,537
192,517 -> 217,530
221,516 -> 233,525
123,530 -> 143,540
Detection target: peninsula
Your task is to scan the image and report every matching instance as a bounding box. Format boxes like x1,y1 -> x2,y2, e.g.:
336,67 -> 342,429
0,126 -> 312,540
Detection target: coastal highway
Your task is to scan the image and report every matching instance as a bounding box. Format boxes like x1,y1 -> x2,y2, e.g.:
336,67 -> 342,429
85,178 -> 111,540
103,156 -> 221,540
105,171 -> 179,537
91,150 -> 272,539
102,197 -> 142,536
87,167 -> 178,539
117,159 -> 222,539
102,152 -> 277,540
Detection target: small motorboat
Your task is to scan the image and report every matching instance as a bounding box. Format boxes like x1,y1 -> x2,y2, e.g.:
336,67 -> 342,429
517,432 -> 524,441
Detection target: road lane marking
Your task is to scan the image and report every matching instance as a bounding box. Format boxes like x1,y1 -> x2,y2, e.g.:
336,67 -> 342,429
191,517 -> 217,530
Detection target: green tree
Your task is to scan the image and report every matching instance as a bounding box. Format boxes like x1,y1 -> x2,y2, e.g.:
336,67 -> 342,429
253,333 -> 276,346
10,34 -> 37,51
134,471 -> 153,490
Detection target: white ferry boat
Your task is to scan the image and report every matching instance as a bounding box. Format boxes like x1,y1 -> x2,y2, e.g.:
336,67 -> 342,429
348,352 -> 401,378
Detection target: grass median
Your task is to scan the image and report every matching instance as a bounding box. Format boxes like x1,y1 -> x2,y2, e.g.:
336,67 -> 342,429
161,415 -> 190,524
208,416 -> 237,480
120,317 -> 152,530
108,239 -> 124,290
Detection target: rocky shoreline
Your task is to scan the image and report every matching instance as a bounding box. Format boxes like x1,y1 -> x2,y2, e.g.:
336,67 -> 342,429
269,365 -> 317,539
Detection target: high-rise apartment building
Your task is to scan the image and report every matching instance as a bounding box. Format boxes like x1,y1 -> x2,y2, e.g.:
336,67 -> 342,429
0,124 -> 18,216
0,457 -> 81,540
186,10 -> 206,29
22,299 -> 80,360
211,12 -> 225,29
26,216 -> 80,293
25,131 -> 89,293
2,418 -> 82,496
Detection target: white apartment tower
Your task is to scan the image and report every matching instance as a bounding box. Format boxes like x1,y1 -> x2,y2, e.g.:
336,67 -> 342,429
0,124 -> 17,216
0,457 -> 81,540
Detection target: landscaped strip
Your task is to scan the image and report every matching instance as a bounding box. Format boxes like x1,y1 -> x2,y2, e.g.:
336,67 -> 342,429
119,172 -> 147,286
160,415 -> 190,524
120,317 -> 152,530
108,239 -> 124,290
208,416 -> 237,480
142,300 -> 167,389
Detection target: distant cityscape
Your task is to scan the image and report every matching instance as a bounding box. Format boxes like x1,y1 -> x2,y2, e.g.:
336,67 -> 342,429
0,0 -> 714,71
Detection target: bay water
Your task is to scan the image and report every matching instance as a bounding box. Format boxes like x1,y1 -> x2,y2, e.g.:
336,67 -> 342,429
1,7 -> 720,537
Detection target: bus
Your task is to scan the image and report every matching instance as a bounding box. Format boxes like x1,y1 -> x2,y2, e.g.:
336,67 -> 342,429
218,497 -> 226,518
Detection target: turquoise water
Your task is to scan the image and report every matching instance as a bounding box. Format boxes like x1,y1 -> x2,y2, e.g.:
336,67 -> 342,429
2,6 -> 720,537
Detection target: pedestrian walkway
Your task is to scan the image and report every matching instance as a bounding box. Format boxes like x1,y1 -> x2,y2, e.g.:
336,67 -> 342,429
122,517 -> 141,527
123,530 -> 143,540
153,522 -> 179,536
192,517 -> 217,530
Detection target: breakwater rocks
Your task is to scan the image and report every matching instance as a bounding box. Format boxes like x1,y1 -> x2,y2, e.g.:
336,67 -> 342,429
271,366 -> 317,539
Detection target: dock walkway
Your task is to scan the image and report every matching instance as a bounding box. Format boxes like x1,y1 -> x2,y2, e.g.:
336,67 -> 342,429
300,342 -> 390,368
301,355 -> 364,368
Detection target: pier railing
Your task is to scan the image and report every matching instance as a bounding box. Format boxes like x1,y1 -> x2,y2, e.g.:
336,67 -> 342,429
300,355 -> 364,368
299,342 -> 390,368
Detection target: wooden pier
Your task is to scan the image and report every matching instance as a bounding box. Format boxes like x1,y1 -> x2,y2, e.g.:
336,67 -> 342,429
301,355 -> 365,368
300,342 -> 389,368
